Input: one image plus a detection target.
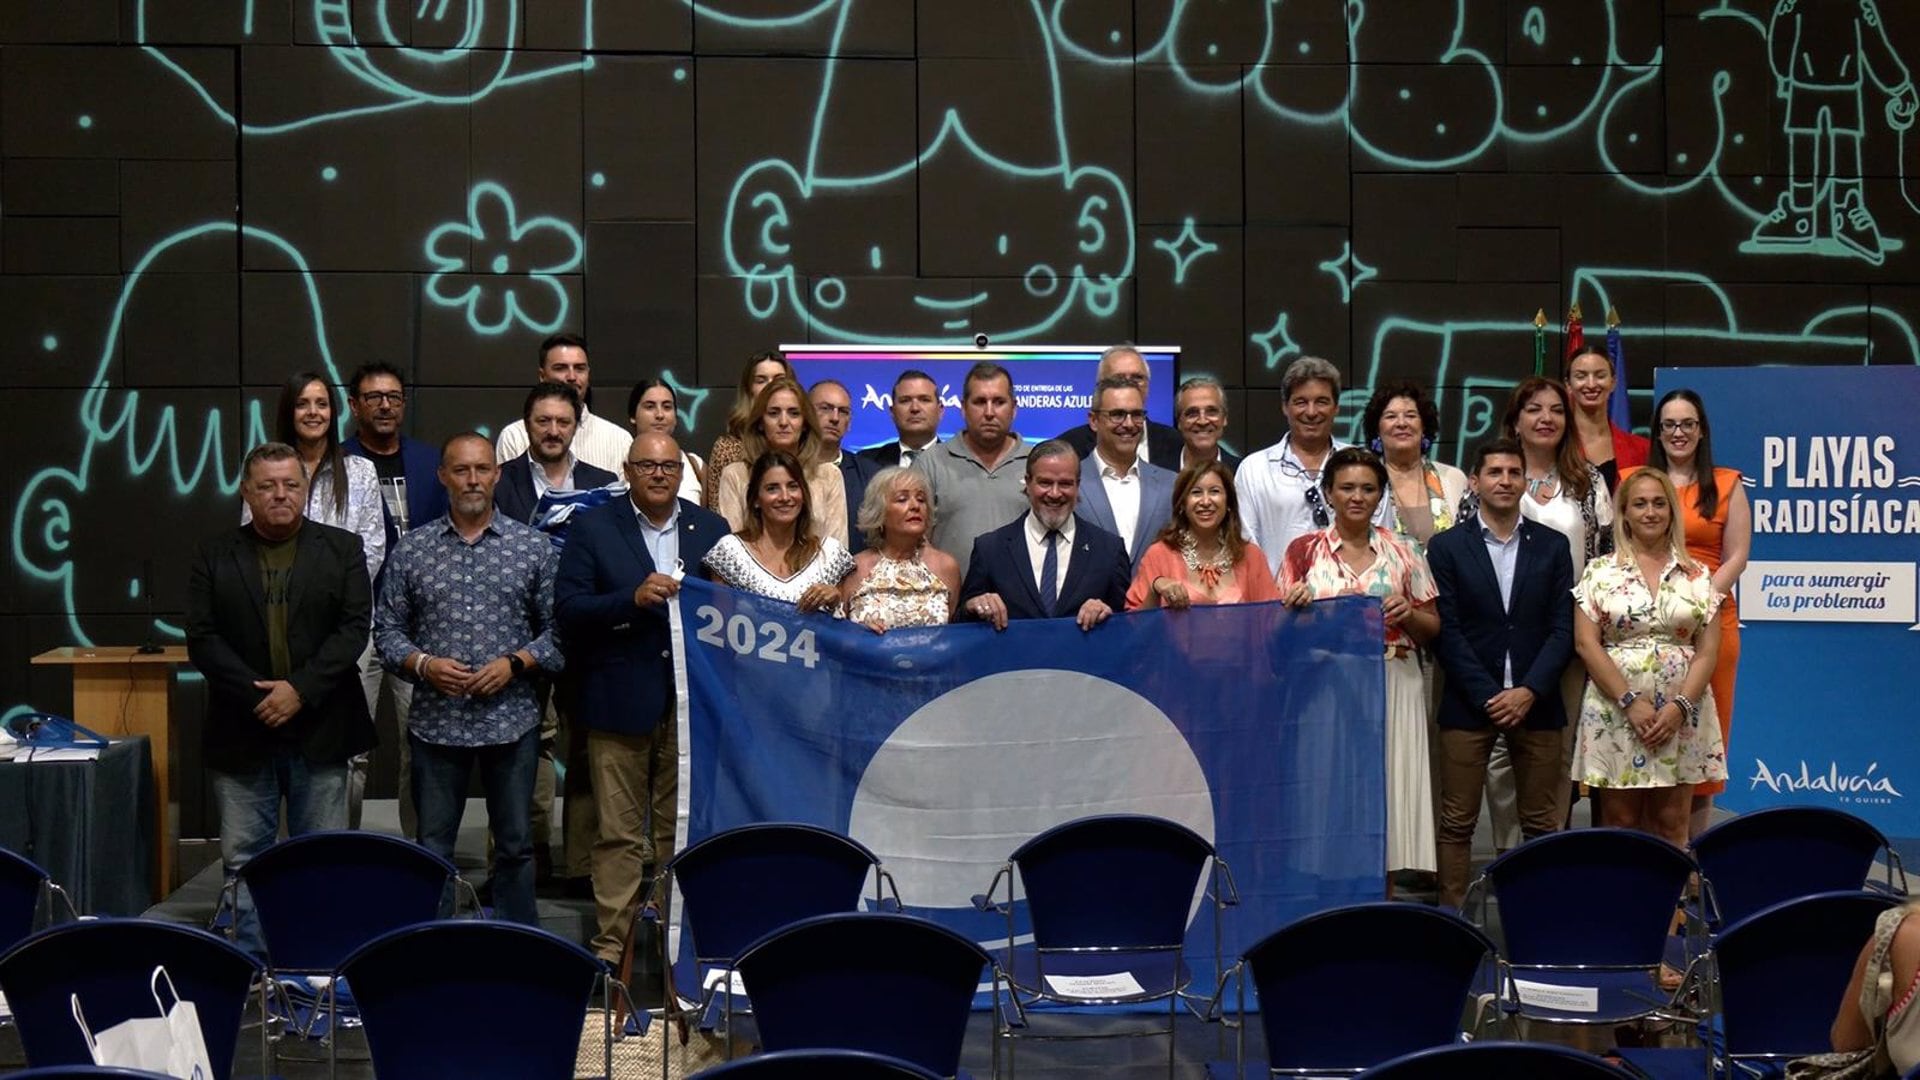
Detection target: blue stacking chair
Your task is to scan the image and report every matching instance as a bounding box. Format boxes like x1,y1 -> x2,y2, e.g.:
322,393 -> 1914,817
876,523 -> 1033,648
6,1068 -> 175,1079
336,919 -> 611,1080
691,1048 -> 944,1079
975,814 -> 1237,1077
657,823 -> 900,1058
1692,807 -> 1906,935
732,912 -> 993,1080
1618,890 -> 1900,1079
233,831 -> 469,1064
0,919 -> 260,1080
1355,1042 -> 1631,1078
0,848 -> 76,956
1209,903 -> 1497,1077
1467,828 -> 1696,1029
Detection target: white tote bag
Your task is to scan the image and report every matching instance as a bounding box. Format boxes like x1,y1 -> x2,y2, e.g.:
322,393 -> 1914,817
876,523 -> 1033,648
71,965 -> 214,1080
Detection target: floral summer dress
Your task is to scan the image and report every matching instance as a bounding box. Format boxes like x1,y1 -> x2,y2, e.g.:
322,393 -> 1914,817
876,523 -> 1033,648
1570,555 -> 1727,788
844,552 -> 951,628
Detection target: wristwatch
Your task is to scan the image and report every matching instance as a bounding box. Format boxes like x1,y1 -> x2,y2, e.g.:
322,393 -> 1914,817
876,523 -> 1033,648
1617,690 -> 1641,711
506,654 -> 527,676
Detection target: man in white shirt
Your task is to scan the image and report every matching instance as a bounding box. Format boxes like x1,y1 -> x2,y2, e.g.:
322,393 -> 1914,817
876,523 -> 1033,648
1235,355 -> 1351,577
856,369 -> 946,470
1174,376 -> 1242,473
1076,377 -> 1176,568
495,332 -> 631,475
1055,344 -> 1183,464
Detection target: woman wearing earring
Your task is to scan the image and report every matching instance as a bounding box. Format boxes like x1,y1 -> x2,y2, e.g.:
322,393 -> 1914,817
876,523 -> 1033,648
1361,380 -> 1468,551
704,350 -> 793,509
628,379 -> 706,505
1624,390 -> 1750,840
704,451 -> 855,611
1567,346 -> 1649,493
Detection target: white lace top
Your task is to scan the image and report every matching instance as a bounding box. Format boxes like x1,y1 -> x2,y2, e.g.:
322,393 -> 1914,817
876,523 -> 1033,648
702,534 -> 856,604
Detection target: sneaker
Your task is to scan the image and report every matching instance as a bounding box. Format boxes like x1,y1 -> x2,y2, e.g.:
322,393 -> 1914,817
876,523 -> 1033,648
1833,190 -> 1887,265
1748,192 -> 1816,249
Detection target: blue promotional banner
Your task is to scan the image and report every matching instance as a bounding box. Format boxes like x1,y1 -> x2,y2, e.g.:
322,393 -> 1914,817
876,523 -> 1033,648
1654,367 -> 1920,838
671,577 -> 1387,992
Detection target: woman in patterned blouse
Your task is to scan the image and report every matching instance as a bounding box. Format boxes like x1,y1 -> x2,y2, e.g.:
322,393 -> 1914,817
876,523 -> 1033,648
1281,447 -> 1441,886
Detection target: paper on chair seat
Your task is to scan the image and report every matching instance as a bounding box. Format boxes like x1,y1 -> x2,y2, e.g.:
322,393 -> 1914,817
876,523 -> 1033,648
701,968 -> 746,997
1042,971 -> 1146,998
1511,978 -> 1599,1013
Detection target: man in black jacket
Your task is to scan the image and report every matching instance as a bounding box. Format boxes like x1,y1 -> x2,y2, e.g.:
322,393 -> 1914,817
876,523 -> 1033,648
187,442 -> 376,957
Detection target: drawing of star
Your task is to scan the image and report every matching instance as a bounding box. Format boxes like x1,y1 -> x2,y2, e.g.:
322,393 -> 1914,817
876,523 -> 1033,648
1317,241 -> 1377,304
660,369 -> 712,436
1151,218 -> 1221,286
1250,309 -> 1302,369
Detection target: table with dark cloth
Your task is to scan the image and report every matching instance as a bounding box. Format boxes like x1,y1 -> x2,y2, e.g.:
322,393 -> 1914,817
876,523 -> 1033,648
0,736 -> 155,915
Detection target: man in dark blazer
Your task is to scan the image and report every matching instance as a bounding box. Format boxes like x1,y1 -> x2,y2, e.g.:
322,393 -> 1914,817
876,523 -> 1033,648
958,440 -> 1132,631
187,442 -> 376,958
1055,345 -> 1184,467
554,431 -> 731,965
495,383 -> 618,526
1075,377 -> 1178,568
1173,375 -> 1242,474
809,378 -> 881,521
1427,438 -> 1575,910
854,369 -> 946,471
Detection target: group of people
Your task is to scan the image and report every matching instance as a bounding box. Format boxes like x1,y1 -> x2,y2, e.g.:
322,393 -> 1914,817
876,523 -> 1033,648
185,334 -> 1752,970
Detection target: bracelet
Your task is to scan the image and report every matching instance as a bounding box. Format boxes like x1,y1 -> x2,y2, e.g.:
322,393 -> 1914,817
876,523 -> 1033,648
1672,694 -> 1700,726
414,653 -> 433,677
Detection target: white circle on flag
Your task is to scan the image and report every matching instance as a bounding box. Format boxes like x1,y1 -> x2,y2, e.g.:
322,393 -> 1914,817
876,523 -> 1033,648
847,669 -> 1215,910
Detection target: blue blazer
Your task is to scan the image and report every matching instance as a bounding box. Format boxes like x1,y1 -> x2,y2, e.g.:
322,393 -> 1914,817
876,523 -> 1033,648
1074,455 -> 1177,569
553,497 -> 730,737
835,451 -> 882,529
958,512 -> 1131,622
494,453 -> 618,526
343,433 -> 448,550
1426,514 -> 1576,731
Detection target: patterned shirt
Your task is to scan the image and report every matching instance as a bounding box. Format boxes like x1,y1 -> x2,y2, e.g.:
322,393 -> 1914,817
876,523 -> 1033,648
375,514 -> 564,747
1280,525 -> 1439,652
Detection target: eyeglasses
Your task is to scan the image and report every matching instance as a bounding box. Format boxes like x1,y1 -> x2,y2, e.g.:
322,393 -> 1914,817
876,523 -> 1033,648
626,460 -> 684,475
1096,409 -> 1147,425
1659,419 -> 1700,434
355,391 -> 405,406
813,402 -> 852,417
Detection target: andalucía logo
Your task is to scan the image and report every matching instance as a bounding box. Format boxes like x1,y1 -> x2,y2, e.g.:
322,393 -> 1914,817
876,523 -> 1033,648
1750,759 -> 1904,804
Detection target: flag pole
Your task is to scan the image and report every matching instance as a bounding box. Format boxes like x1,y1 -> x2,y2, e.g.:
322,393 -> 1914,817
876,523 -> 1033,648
1533,309 -> 1547,376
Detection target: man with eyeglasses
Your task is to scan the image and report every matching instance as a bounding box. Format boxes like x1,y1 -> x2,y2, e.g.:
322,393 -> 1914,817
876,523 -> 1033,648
344,361 -> 448,840
554,431 -> 730,967
1076,376 -> 1177,569
1055,344 -> 1184,465
1173,376 -> 1241,473
1235,356 -> 1353,578
809,378 -> 880,522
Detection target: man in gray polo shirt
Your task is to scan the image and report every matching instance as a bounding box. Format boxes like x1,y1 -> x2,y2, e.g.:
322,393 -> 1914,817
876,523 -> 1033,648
921,361 -> 1033,569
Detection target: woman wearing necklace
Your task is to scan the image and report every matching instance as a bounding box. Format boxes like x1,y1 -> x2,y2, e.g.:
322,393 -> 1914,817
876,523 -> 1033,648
1362,380 -> 1467,550
1623,390 -> 1749,840
1282,448 -> 1440,889
703,451 -> 855,611
1567,346 -> 1650,493
841,466 -> 961,630
1126,461 -> 1279,610
1572,468 -> 1726,850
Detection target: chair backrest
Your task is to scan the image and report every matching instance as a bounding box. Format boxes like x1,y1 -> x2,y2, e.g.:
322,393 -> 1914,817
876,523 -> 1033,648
0,919 -> 260,1080
1484,829 -> 1696,966
1246,903 -> 1496,1072
671,823 -> 880,963
339,920 -> 603,1080
0,847 -> 51,954
236,830 -> 456,973
734,913 -> 990,1078
8,1068 -> 176,1079
691,1048 -> 944,1079
1356,1041 -> 1630,1079
1715,890 -> 1901,1060
1694,807 -> 1888,928
1008,814 -> 1213,950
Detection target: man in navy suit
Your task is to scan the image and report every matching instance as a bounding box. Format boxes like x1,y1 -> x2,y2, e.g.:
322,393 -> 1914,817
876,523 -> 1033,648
495,383 -> 618,526
1427,438 -> 1576,910
554,431 -> 730,965
1054,345 -> 1183,466
855,369 -> 945,471
958,440 -> 1131,631
1076,376 -> 1177,569
809,378 -> 880,521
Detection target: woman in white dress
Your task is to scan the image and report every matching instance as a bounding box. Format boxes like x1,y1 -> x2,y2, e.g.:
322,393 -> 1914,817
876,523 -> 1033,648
704,451 -> 855,610
714,376 -> 849,546
627,378 -> 706,505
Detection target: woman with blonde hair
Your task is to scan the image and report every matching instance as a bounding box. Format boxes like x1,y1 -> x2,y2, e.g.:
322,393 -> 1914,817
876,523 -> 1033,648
1570,468 -> 1726,849
714,375 -> 849,545
840,466 -> 960,631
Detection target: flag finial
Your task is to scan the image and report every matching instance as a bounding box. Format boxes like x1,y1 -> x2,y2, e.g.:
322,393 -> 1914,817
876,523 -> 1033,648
1533,308 -> 1547,329
1606,305 -> 1622,328
1568,302 -> 1583,322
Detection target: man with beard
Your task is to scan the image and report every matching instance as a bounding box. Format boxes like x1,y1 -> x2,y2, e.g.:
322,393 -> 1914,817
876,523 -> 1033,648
376,433 -> 562,924
495,383 -> 618,525
956,439 -> 1130,630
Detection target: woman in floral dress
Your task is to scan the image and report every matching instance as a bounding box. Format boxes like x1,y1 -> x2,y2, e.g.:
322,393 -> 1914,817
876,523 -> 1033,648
840,465 -> 960,630
1571,468 -> 1726,848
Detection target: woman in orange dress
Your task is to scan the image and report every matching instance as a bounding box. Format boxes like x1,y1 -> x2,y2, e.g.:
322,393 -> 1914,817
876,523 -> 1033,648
1624,389 -> 1750,839
1126,460 -> 1279,610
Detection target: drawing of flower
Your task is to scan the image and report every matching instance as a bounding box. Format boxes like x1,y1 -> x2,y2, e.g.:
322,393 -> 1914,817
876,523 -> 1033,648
423,182 -> 584,336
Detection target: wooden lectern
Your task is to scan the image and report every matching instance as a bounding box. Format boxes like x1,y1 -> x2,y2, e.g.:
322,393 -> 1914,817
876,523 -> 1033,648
30,646 -> 188,901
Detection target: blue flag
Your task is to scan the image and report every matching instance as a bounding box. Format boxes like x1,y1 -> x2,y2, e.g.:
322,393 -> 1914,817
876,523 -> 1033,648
1607,323 -> 1631,431
671,578 -> 1388,994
